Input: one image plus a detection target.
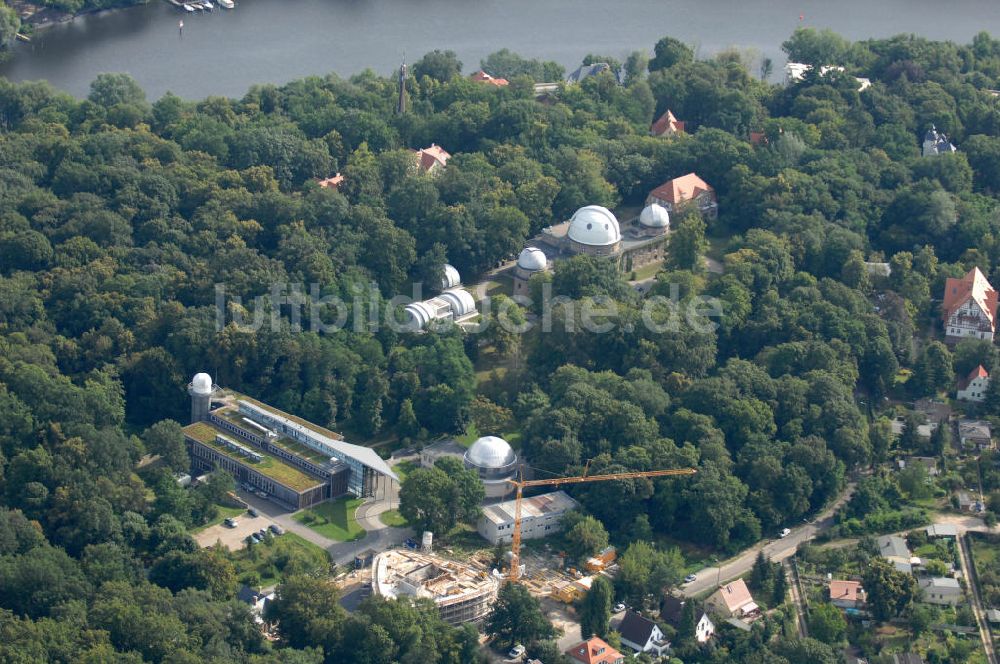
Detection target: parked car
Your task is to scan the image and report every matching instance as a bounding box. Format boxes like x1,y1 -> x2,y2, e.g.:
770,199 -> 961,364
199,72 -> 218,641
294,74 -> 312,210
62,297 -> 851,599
507,644 -> 525,659
613,602 -> 626,613
247,507 -> 258,517
269,524 -> 285,535
249,534 -> 261,543
257,528 -> 267,538
684,573 -> 697,584
256,490 -> 268,499
224,517 -> 238,528
780,527 -> 791,538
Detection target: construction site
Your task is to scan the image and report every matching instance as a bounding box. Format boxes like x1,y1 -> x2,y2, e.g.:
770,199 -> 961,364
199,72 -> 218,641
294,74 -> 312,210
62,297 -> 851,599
371,548 -> 501,625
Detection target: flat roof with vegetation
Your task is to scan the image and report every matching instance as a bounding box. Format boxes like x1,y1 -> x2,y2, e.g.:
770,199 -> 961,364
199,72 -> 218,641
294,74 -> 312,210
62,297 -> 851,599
183,421 -> 325,493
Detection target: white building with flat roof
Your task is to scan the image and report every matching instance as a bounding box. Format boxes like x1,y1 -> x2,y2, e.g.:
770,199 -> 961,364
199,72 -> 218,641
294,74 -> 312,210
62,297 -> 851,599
477,490 -> 577,544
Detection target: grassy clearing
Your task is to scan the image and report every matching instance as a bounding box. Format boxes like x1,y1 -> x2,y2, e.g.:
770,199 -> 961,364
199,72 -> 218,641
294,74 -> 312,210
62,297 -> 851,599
379,509 -> 409,527
293,497 -> 366,542
629,260 -> 664,282
232,532 -> 330,587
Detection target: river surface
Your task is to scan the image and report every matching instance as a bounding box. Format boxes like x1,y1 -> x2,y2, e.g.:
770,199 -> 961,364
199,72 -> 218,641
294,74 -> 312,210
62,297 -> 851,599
2,0 -> 1000,100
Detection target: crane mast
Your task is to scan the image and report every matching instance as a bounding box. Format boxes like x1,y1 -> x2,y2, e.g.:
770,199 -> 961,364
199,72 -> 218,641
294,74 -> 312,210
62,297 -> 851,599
504,465 -> 697,582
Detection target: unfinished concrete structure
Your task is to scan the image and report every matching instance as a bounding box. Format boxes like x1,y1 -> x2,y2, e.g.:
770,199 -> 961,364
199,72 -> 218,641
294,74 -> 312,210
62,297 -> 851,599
371,549 -> 500,625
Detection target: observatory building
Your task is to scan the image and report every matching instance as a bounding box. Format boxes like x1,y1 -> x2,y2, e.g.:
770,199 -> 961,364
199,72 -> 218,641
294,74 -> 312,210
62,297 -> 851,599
464,435 -> 518,501
517,204 -> 670,279
403,288 -> 478,331
182,373 -> 397,510
512,247 -> 549,294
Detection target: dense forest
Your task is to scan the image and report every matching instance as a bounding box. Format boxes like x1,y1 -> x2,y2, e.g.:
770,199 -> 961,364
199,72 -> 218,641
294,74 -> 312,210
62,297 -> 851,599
3,26 -> 1000,662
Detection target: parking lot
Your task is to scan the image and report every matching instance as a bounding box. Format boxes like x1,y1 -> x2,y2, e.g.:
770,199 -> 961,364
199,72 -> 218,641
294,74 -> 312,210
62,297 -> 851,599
195,511 -> 280,550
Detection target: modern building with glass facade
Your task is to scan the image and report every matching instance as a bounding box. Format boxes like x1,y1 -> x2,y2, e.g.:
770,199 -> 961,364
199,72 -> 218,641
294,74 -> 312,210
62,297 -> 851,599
183,373 -> 397,510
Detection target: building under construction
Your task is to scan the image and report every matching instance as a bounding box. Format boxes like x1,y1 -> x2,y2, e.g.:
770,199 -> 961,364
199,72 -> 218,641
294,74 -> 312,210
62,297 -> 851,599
371,549 -> 500,625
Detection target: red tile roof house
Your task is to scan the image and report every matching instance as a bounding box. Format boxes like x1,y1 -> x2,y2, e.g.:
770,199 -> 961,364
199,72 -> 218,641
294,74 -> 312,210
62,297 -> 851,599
650,109 -> 685,137
470,70 -> 509,86
828,579 -> 866,610
646,173 -> 717,220
565,636 -> 625,664
957,365 -> 990,403
413,144 -> 452,174
943,267 -> 998,342
316,173 -> 345,190
705,579 -> 760,621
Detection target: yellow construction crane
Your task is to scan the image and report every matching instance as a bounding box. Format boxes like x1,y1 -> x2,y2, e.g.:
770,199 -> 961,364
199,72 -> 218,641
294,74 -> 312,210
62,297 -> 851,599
504,464 -> 697,582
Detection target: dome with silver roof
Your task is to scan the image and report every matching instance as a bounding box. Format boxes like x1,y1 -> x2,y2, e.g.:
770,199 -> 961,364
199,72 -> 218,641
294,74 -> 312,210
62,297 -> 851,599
567,206 -> 621,246
465,436 -> 516,469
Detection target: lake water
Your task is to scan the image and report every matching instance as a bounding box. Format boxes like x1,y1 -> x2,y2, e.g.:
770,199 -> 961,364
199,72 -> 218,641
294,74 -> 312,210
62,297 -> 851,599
2,0 -> 1000,100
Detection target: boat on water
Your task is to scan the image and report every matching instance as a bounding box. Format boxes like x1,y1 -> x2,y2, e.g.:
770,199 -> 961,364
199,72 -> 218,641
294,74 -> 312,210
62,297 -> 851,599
202,1 -> 213,10
218,0 -> 234,9
182,4 -> 195,11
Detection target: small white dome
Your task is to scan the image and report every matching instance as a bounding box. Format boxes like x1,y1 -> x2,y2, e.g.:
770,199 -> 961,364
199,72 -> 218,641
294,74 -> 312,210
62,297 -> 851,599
465,436 -> 516,469
517,247 -> 547,271
191,373 -> 214,395
567,206 -> 621,246
441,264 -> 461,290
639,203 -> 670,229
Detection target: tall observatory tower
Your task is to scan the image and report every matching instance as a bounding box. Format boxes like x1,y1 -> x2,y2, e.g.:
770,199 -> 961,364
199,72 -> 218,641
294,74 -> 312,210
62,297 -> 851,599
188,372 -> 217,424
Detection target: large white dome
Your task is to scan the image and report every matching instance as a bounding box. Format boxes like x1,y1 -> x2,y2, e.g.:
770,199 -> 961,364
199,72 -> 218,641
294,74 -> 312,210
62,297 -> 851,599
465,436 -> 516,469
517,247 -> 547,271
191,373 -> 214,395
639,203 -> 670,229
567,206 -> 621,246
440,289 -> 476,317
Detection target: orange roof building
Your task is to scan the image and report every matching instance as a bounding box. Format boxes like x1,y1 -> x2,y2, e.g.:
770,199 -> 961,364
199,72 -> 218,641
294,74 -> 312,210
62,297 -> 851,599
317,173 -> 345,190
646,172 -> 717,220
705,579 -> 760,620
565,636 -> 625,664
650,109 -> 685,137
413,144 -> 452,174
943,267 -> 998,342
958,365 -> 990,402
829,579 -> 866,609
470,70 -> 509,86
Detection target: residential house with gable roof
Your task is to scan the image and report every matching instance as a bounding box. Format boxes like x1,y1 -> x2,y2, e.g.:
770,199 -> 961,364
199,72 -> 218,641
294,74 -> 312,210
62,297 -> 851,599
646,173 -> 717,220
565,636 -> 624,664
943,267 -> 998,342
957,365 -> 990,402
618,611 -> 670,656
705,579 -> 760,621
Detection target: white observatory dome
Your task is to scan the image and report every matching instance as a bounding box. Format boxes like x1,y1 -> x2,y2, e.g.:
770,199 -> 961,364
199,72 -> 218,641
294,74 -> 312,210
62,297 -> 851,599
567,206 -> 621,246
465,436 -> 516,469
191,373 -> 214,395
517,247 -> 548,271
639,203 -> 670,229
441,264 -> 461,290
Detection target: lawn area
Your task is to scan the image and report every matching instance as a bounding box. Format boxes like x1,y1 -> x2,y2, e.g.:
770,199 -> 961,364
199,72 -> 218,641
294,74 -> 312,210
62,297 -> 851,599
294,497 -> 366,542
191,505 -> 246,534
380,509 -> 409,527
232,532 -> 330,587
392,459 -> 418,482
629,260 -> 663,282
483,276 -> 513,298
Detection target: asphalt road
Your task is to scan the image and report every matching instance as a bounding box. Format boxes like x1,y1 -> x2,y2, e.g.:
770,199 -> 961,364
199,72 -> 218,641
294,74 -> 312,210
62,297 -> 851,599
681,481 -> 857,597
